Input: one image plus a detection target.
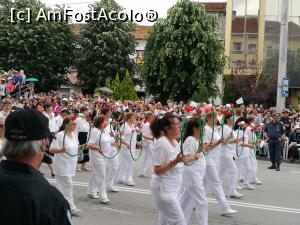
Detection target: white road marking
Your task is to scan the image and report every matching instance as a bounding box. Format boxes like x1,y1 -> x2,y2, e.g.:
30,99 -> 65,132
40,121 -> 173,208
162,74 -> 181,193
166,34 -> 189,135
102,207 -> 131,214
289,171 -> 300,174
48,179 -> 300,214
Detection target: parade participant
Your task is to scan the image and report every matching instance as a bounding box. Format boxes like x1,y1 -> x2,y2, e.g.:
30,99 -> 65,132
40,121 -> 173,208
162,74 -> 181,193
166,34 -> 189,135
245,117 -> 262,185
264,113 -> 284,171
100,107 -> 120,192
0,109 -> 72,225
42,102 -> 59,178
139,112 -> 155,178
203,111 -> 237,215
150,113 -> 194,225
0,100 -> 12,118
218,113 -> 244,198
180,118 -> 208,225
234,118 -> 255,190
86,115 -> 113,203
50,116 -> 82,216
75,106 -> 91,171
55,108 -> 69,129
117,112 -> 139,186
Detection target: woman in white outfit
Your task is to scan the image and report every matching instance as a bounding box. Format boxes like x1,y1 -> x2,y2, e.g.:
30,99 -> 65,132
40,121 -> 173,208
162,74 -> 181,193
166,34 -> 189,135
150,113 -> 194,225
86,115 -> 115,204
234,118 -> 256,190
245,118 -> 262,185
50,116 -> 82,215
117,113 -> 138,186
218,113 -> 244,199
139,112 -> 155,178
203,111 -> 237,215
180,118 -> 208,225
100,107 -> 120,193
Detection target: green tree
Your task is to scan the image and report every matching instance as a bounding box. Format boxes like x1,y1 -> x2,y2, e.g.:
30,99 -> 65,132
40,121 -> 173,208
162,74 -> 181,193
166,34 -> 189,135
76,0 -> 136,92
104,71 -> 138,101
0,0 -> 75,91
141,0 -> 225,102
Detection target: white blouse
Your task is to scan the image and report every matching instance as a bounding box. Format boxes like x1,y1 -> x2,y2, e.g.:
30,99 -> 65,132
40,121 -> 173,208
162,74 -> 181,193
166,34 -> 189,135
182,136 -> 206,187
220,125 -> 237,158
51,131 -> 79,176
150,136 -> 183,192
120,122 -> 137,154
203,125 -> 221,166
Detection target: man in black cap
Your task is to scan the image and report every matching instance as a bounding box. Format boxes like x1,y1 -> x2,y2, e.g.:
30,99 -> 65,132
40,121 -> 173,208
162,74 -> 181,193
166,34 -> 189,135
280,109 -> 291,137
264,113 -> 285,171
0,109 -> 72,225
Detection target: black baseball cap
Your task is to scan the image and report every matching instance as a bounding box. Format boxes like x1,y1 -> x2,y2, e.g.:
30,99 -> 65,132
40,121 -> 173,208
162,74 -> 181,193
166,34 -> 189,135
4,109 -> 50,141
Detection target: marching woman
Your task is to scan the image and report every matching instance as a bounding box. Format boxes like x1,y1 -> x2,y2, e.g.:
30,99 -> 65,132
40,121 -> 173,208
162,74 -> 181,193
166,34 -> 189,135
150,113 -> 194,225
75,106 -> 91,171
139,112 -> 155,178
180,118 -> 208,225
245,117 -> 262,185
100,107 -> 120,193
218,113 -> 244,199
234,118 -> 256,190
203,111 -> 237,215
86,115 -> 113,204
50,116 -> 82,215
116,112 -> 138,186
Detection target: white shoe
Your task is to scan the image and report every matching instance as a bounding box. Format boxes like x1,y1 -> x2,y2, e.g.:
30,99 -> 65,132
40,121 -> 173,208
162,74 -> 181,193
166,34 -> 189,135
71,208 -> 82,216
76,167 -> 82,172
107,186 -> 119,193
127,181 -> 135,186
251,178 -> 262,185
222,208 -> 238,216
244,183 -> 255,190
100,197 -> 111,204
87,194 -> 100,199
236,185 -> 243,190
230,192 -> 244,199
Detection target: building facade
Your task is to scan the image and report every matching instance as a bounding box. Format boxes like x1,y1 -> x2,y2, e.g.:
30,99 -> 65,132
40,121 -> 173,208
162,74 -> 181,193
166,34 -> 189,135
224,0 -> 300,107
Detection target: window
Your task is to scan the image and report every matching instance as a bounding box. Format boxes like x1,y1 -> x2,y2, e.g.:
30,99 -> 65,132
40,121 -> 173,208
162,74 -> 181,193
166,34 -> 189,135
233,42 -> 242,51
248,44 -> 257,53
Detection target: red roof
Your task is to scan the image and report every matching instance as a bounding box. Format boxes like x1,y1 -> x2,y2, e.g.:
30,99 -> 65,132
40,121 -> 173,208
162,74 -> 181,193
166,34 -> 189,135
201,2 -> 227,12
133,25 -> 152,39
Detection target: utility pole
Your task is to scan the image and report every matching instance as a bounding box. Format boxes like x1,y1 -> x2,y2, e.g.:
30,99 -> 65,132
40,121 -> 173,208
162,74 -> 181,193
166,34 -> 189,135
276,0 -> 289,112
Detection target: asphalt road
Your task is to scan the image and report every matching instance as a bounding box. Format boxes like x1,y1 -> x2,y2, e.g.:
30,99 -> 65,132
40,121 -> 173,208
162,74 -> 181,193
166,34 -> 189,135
41,160 -> 300,225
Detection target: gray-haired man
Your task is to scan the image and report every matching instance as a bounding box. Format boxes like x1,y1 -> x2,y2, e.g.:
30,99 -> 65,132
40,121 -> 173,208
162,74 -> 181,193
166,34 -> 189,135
0,109 -> 72,225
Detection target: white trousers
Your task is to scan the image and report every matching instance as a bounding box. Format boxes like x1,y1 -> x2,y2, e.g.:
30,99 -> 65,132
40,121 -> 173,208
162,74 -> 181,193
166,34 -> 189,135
180,166 -> 208,225
87,157 -> 107,200
117,151 -> 133,183
249,150 -> 259,182
203,163 -> 229,210
55,175 -> 76,210
106,156 -> 119,188
151,187 -> 186,225
235,157 -> 252,184
139,146 -> 153,176
218,156 -> 239,196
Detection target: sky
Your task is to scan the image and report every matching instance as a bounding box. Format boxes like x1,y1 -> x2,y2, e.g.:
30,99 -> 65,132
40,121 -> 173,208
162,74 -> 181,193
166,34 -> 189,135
40,0 -> 227,25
